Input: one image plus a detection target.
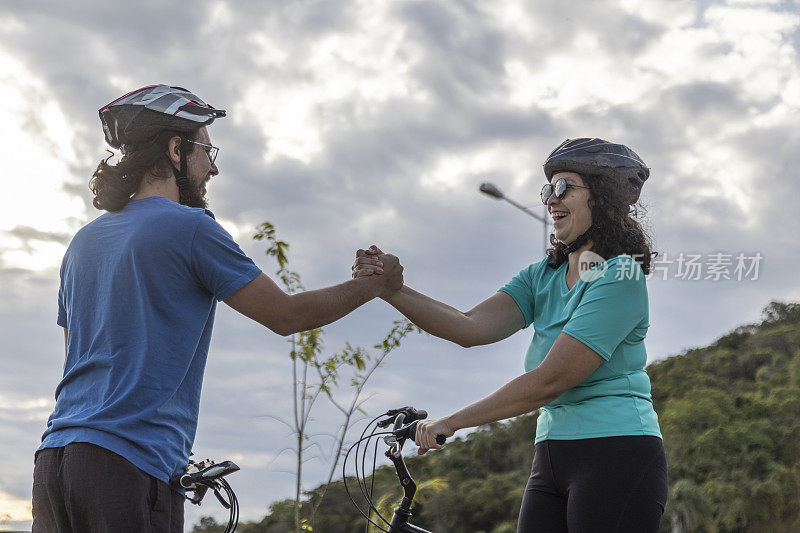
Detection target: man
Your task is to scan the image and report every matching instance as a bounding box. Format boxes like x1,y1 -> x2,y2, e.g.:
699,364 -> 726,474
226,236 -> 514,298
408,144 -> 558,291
32,85 -> 402,532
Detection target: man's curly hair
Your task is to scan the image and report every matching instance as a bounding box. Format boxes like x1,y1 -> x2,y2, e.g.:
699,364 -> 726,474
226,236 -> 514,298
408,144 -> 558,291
545,173 -> 657,274
89,130 -> 197,212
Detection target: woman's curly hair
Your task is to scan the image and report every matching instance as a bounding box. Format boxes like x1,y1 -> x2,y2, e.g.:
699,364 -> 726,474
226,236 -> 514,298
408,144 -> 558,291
89,130 -> 195,212
545,173 -> 658,275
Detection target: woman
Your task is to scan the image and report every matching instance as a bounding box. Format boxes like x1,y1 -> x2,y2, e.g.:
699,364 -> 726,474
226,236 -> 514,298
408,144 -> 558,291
353,138 -> 667,532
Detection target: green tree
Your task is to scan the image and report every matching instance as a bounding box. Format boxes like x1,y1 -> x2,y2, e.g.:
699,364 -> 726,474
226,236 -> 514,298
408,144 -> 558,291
664,479 -> 715,533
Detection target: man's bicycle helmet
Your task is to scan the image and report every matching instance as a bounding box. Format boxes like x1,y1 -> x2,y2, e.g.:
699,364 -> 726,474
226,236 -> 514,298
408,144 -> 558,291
542,138 -> 649,255
99,85 -> 225,151
98,85 -> 226,204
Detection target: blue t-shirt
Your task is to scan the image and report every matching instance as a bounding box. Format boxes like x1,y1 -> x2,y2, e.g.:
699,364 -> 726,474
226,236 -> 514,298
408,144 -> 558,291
499,254 -> 662,443
42,196 -> 262,486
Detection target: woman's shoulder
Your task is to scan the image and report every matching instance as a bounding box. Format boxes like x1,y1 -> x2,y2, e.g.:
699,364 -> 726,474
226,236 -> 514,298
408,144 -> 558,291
604,254 -> 645,277
521,256 -> 560,279
590,254 -> 648,294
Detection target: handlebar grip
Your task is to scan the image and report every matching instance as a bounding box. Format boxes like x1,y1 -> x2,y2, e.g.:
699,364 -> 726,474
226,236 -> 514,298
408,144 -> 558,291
406,420 -> 418,441
406,422 -> 447,446
416,409 -> 428,420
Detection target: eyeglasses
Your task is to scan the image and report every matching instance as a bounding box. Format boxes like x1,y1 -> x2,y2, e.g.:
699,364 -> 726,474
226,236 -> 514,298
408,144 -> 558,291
540,177 -> 591,204
185,139 -> 219,165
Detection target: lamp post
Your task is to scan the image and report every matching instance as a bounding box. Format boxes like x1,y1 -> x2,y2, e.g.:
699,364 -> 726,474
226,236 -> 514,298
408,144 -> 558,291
479,182 -> 550,255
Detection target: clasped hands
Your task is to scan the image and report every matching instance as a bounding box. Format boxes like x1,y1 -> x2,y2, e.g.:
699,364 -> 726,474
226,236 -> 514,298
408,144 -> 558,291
352,245 -> 403,298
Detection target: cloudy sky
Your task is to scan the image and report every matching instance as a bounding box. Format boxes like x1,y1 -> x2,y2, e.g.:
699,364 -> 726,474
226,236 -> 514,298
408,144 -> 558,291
1,0 -> 798,529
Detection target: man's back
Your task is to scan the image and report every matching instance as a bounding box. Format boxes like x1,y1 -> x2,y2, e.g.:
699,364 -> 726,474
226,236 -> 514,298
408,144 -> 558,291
43,196 -> 262,484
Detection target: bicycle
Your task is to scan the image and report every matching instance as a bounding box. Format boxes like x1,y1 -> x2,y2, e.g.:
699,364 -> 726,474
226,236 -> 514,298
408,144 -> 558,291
343,406 -> 447,533
171,456 -> 241,533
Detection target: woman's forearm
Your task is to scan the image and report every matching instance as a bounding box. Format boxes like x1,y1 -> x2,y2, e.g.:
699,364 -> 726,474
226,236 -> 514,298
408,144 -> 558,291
384,285 -> 476,346
445,369 -> 558,431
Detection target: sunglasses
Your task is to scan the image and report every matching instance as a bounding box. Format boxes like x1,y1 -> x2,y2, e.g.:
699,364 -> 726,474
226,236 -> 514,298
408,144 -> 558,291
540,177 -> 591,204
185,139 -> 219,165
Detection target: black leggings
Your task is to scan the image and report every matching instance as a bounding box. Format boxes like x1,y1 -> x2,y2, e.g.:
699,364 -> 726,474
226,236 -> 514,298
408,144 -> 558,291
517,436 -> 668,532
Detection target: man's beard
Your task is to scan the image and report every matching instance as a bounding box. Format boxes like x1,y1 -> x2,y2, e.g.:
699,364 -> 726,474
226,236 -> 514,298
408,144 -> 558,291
183,179 -> 209,209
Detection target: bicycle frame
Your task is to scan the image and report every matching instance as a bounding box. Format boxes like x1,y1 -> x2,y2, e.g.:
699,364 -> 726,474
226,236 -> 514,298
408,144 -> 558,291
385,452 -> 432,533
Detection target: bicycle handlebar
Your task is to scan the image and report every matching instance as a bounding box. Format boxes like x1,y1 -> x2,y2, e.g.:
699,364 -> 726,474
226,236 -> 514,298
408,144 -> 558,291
378,406 -> 428,427
381,407 -> 446,446
403,421 -> 447,446
345,406 -> 447,533
171,457 -> 240,532
175,460 -> 240,489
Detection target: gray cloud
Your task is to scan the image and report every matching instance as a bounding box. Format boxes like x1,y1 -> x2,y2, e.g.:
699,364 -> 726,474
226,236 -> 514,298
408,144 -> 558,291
4,225 -> 71,247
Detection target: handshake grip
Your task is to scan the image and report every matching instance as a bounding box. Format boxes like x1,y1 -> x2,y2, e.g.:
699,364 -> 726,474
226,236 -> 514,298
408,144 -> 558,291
353,246 -> 403,296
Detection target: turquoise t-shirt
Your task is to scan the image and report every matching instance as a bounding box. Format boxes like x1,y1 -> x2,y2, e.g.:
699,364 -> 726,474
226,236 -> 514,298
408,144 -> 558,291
499,254 -> 662,443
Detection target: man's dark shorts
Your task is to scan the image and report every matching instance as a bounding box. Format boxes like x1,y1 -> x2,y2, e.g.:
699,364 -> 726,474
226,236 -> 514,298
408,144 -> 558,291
32,442 -> 183,532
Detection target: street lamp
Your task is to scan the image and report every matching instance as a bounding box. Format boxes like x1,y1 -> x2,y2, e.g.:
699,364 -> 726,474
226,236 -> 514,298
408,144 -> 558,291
479,182 -> 550,254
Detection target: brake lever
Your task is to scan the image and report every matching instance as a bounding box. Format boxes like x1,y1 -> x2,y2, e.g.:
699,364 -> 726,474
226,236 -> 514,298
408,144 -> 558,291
213,485 -> 231,509
187,484 -> 209,505
377,406 -> 428,428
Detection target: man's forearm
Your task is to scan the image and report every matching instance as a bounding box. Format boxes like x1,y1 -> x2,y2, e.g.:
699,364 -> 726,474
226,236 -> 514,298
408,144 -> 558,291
284,277 -> 379,334
384,286 -> 475,346
445,369 -> 558,431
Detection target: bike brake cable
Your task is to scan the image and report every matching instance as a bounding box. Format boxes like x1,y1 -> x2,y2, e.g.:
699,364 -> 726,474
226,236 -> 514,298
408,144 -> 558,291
343,430 -> 393,532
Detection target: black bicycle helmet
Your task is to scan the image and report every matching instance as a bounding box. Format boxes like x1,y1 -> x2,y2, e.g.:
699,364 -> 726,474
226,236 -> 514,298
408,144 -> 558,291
543,137 -> 649,204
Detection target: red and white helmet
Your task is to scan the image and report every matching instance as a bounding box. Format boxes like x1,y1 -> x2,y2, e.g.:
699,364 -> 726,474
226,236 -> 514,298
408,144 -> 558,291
99,84 -> 226,150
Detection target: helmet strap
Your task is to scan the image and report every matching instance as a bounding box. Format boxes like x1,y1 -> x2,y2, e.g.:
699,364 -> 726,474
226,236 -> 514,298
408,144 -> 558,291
562,225 -> 593,255
174,134 -> 192,205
